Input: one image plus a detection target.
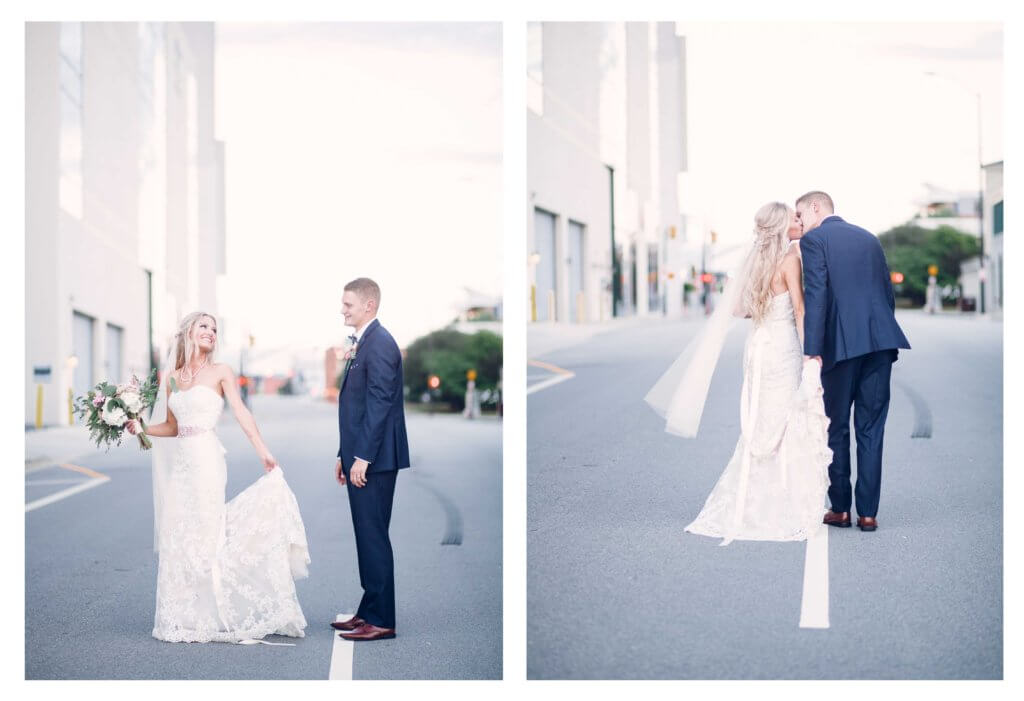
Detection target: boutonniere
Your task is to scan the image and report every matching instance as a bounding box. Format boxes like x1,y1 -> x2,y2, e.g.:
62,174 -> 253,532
344,343 -> 359,362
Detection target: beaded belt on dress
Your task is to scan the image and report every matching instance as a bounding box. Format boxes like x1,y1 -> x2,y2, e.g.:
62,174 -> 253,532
178,425 -> 211,437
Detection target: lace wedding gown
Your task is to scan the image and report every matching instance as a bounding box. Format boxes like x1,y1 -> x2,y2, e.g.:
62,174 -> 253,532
685,293 -> 832,544
152,385 -> 310,643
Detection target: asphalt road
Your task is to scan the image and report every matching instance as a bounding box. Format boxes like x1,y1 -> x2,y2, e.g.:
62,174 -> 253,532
527,310 -> 1002,679
25,396 -> 502,680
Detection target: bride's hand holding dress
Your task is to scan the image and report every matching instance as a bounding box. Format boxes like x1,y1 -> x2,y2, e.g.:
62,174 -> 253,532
148,360 -> 309,643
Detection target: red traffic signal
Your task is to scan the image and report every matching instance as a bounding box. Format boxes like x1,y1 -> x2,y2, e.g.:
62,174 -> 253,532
700,273 -> 714,284
427,375 -> 441,390
891,271 -> 905,284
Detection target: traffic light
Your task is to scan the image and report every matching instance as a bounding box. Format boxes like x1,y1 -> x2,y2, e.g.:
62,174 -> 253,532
928,264 -> 939,277
891,271 -> 905,284
428,375 -> 441,390
701,273 -> 714,284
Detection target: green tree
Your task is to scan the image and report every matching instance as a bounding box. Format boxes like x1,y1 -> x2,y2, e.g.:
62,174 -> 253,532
878,224 -> 979,306
403,329 -> 502,410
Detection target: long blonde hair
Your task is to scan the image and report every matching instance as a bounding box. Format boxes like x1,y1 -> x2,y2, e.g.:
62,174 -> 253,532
174,311 -> 218,371
742,202 -> 792,324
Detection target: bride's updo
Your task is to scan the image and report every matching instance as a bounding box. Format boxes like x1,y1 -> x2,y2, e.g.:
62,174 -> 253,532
174,311 -> 218,370
742,202 -> 792,324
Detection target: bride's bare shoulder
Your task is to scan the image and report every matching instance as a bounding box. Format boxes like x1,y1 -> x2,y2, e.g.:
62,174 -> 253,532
211,362 -> 235,379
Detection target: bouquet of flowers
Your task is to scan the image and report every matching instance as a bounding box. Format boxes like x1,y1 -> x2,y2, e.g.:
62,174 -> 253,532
74,370 -> 160,450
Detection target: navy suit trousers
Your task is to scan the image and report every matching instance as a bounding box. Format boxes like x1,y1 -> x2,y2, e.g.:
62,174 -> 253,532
346,469 -> 398,628
821,349 -> 897,518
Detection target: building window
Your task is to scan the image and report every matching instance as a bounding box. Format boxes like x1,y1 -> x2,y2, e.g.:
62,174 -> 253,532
59,22 -> 83,218
993,200 -> 1003,236
527,22 -> 543,115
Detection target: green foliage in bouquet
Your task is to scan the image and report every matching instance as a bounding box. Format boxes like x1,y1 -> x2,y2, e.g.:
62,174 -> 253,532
73,369 -> 160,450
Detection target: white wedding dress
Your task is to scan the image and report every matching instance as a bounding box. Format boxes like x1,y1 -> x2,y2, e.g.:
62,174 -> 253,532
152,385 -> 310,643
685,293 -> 832,544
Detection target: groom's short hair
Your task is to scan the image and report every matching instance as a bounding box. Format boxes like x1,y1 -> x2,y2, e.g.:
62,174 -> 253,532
344,277 -> 381,308
796,191 -> 835,213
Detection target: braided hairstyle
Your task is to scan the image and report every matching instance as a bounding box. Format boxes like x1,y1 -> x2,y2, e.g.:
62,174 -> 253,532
742,202 -> 792,324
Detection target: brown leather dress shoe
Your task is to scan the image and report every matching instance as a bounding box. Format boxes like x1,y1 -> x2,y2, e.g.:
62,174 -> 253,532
330,615 -> 366,632
339,623 -> 396,642
823,510 -> 852,528
857,516 -> 878,532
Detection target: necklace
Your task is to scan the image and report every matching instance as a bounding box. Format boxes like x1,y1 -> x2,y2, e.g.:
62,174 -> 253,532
179,354 -> 209,385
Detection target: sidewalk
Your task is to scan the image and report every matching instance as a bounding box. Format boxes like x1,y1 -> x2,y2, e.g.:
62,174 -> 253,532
528,310 -> 702,358
24,423 -> 98,470
896,307 -> 1004,322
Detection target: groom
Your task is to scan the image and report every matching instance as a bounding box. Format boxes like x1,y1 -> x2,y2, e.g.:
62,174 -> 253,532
331,277 -> 410,641
797,192 -> 910,532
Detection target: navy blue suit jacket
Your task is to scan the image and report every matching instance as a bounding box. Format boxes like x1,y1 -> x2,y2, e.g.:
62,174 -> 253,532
801,215 -> 910,372
337,319 -> 411,475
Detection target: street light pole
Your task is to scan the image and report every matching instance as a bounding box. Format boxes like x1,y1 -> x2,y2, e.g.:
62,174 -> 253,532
975,90 -> 986,314
925,70 -> 985,313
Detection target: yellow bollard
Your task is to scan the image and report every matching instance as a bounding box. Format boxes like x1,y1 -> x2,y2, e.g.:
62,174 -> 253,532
530,285 -> 537,322
68,388 -> 74,425
35,384 -> 43,429
576,291 -> 585,324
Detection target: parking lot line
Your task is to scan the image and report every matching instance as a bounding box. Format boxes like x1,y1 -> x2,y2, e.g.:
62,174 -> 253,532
25,463 -> 110,513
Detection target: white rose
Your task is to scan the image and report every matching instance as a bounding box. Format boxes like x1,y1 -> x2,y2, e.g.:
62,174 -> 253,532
102,401 -> 128,427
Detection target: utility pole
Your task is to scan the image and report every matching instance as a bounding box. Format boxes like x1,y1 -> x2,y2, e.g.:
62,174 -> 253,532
975,91 -> 986,314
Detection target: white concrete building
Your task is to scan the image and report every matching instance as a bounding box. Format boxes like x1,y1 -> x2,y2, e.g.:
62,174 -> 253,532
982,161 -> 1003,315
909,183 -> 981,236
977,161 -> 1003,315
527,22 -> 688,324
26,22 -> 225,427
956,163 -> 1003,315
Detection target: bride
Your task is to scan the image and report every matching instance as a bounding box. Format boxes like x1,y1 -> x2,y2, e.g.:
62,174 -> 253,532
646,202 -> 831,545
126,311 -> 310,643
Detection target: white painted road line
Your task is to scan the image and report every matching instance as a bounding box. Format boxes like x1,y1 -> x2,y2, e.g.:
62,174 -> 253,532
328,613 -> 355,680
527,372 -> 575,395
25,478 -> 93,486
25,476 -> 110,513
799,522 -> 830,628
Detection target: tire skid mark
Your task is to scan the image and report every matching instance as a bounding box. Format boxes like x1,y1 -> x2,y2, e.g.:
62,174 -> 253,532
895,380 -> 933,438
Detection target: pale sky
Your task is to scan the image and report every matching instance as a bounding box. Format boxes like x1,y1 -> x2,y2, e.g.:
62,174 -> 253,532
677,21 -> 1002,267
214,22 -> 502,350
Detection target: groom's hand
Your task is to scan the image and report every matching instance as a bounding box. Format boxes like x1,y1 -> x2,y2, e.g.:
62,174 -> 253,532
350,458 -> 369,488
335,458 -> 346,486
807,355 -> 822,367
